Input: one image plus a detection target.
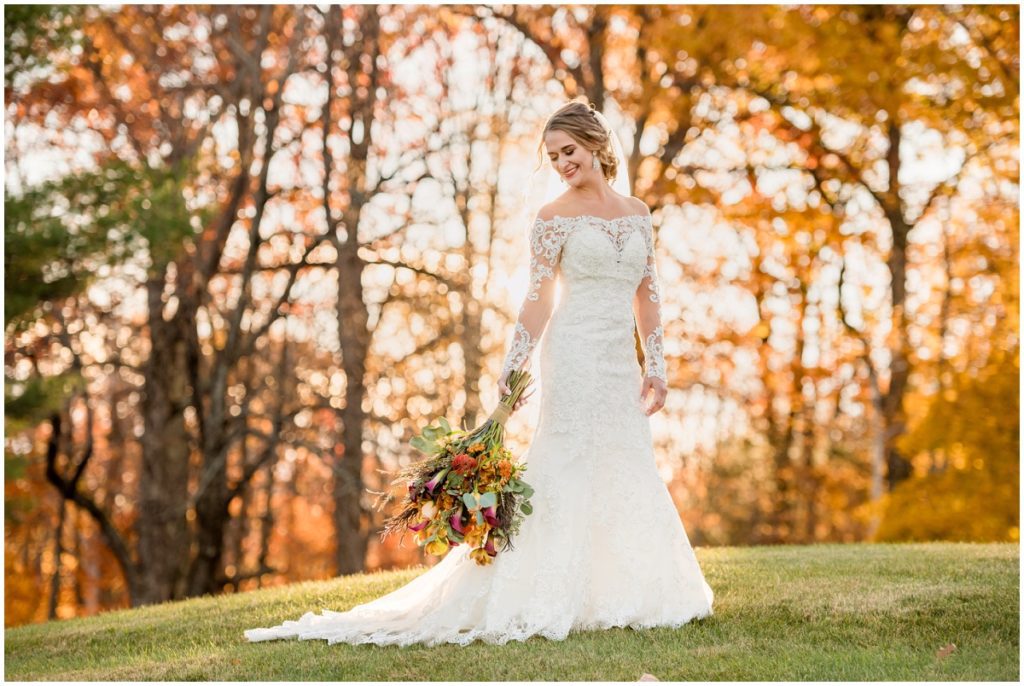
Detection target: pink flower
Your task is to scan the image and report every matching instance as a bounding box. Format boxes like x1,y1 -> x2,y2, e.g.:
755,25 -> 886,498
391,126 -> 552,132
424,468 -> 450,495
450,507 -> 466,534
482,504 -> 500,527
484,535 -> 497,557
408,519 -> 428,532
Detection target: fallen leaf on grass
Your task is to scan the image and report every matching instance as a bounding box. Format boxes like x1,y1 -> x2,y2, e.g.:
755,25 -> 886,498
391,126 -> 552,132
936,643 -> 956,659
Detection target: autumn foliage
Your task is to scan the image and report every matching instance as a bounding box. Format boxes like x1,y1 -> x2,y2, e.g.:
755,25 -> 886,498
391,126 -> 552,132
4,4 -> 1018,628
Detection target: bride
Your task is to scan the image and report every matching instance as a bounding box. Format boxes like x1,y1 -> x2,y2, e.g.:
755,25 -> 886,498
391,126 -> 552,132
244,100 -> 715,647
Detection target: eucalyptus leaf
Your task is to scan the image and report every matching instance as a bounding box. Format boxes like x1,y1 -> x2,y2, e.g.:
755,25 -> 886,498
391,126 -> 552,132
410,436 -> 433,454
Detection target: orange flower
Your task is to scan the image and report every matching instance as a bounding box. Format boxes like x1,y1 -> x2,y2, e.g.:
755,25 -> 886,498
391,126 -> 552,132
462,522 -> 486,549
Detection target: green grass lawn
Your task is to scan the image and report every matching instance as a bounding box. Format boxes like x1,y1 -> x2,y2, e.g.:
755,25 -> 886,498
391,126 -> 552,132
4,542 -> 1018,681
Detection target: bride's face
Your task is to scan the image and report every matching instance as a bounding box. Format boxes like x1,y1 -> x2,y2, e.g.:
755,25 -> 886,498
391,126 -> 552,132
545,129 -> 594,187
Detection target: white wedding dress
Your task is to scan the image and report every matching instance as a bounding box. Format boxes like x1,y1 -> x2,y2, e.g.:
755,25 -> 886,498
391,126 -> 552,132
244,212 -> 714,647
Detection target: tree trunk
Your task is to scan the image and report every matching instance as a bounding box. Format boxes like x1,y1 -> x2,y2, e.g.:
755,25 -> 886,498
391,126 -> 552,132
460,296 -> 485,427
881,119 -> 914,490
770,406 -> 797,543
78,508 -> 101,614
334,243 -> 372,575
47,497 -> 66,619
800,385 -> 819,543
329,4 -> 380,576
256,465 -> 276,588
137,273 -> 193,605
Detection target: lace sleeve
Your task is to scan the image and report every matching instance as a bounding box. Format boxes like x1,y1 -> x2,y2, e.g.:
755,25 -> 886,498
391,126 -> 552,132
634,217 -> 667,383
500,216 -> 566,377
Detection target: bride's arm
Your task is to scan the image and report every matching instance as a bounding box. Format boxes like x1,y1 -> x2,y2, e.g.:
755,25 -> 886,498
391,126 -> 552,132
633,211 -> 668,414
499,214 -> 562,396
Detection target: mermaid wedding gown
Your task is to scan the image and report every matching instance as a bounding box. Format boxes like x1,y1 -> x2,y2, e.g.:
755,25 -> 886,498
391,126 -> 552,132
244,212 -> 714,647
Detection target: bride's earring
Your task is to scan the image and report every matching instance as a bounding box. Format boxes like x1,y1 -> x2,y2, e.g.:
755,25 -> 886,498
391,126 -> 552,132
592,154 -> 600,170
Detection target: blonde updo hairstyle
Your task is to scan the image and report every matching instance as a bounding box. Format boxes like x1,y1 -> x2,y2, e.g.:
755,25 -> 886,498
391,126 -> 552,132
537,99 -> 619,184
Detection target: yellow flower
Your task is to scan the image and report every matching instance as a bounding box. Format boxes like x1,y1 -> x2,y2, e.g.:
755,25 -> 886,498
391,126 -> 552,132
470,547 -> 493,565
425,538 -> 450,556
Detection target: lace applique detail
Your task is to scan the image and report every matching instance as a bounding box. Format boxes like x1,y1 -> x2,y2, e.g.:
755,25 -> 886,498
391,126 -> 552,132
501,321 -> 534,376
633,219 -> 665,382
542,214 -> 650,261
525,216 -> 570,301
642,263 -> 660,302
526,261 -> 555,302
643,325 -> 666,382
639,224 -> 661,303
593,218 -> 642,256
530,218 -> 575,266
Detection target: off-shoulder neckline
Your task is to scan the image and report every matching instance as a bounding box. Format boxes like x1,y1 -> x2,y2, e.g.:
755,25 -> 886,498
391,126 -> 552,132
536,213 -> 650,225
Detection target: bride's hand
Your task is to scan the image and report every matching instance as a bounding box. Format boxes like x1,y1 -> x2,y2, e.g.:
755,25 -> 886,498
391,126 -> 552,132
640,376 -> 667,415
499,369 -> 534,412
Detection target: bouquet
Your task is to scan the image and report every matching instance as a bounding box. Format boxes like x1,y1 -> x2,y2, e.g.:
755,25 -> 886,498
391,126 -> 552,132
377,369 -> 536,566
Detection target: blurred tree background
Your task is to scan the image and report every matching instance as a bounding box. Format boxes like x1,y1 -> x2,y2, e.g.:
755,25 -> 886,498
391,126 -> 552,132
4,4 -> 1018,627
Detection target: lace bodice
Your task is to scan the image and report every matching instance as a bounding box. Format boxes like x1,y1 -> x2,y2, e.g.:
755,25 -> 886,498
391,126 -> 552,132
501,213 -> 666,383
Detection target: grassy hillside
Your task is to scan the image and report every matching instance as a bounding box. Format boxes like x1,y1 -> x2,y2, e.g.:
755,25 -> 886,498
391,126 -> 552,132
4,542 -> 1018,681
